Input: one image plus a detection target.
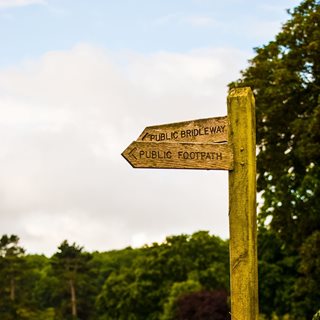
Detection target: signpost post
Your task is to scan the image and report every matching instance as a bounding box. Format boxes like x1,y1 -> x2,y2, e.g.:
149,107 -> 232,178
122,87 -> 258,319
227,87 -> 258,320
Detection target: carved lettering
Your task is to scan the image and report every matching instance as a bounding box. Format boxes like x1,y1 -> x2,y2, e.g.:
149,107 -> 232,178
180,126 -> 225,140
139,150 -> 172,159
144,125 -> 226,142
177,151 -> 223,161
122,140 -> 232,170
148,131 -> 179,142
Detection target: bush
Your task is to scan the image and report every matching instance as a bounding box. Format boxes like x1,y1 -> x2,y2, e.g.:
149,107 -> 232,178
175,290 -> 230,320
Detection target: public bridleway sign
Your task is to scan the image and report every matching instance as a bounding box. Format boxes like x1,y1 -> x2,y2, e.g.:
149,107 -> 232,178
137,116 -> 228,143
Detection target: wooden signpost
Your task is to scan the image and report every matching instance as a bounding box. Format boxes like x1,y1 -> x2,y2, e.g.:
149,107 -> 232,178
122,87 -> 258,319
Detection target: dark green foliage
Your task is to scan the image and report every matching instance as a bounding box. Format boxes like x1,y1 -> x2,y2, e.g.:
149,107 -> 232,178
51,240 -> 95,320
0,237 -> 55,319
231,0 -> 320,248
0,235 -> 25,319
231,0 -> 320,318
96,231 -> 229,320
293,231 -> 320,319
0,235 -> 25,299
0,232 -> 229,319
257,228 -> 298,317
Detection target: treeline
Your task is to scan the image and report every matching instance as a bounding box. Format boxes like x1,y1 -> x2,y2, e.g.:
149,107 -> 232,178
0,232 -> 231,320
1,230 -> 320,320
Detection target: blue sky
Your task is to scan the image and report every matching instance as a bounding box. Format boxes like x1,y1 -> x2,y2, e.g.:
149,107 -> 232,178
0,0 -> 301,255
1,0 -> 298,66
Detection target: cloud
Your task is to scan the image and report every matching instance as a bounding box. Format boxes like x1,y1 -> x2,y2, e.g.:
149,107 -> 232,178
0,0 -> 46,9
0,44 -> 248,255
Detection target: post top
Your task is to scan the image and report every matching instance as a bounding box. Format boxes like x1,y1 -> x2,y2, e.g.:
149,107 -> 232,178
228,87 -> 253,97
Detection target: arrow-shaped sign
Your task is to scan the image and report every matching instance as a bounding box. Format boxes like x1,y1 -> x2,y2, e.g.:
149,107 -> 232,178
122,141 -> 233,170
137,116 -> 228,143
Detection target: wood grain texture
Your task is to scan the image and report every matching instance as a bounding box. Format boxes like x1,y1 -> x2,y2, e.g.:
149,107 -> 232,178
122,141 -> 233,170
137,116 -> 228,143
227,87 -> 259,319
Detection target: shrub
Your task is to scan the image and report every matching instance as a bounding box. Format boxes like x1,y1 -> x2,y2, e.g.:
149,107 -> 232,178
175,290 -> 230,320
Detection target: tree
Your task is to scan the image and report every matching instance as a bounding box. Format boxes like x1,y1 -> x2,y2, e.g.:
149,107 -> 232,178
24,254 -> 58,319
0,235 -> 26,319
51,240 -> 92,319
231,0 -> 320,317
0,235 -> 25,302
232,0 -> 320,248
0,236 -> 57,319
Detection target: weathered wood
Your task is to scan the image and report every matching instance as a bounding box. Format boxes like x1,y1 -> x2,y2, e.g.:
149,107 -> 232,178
137,116 -> 228,143
227,87 -> 259,319
122,141 -> 233,170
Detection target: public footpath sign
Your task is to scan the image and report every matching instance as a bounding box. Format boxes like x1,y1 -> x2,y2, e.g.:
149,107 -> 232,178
121,87 -> 259,320
122,141 -> 233,170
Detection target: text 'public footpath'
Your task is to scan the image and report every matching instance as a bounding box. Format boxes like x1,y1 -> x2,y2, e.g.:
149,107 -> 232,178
139,150 -> 223,161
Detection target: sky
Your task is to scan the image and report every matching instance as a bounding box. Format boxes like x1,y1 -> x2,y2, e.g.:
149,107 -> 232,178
0,0 -> 301,256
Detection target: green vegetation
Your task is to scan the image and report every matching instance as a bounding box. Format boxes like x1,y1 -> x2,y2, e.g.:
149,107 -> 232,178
231,0 -> 320,318
0,232 -> 230,319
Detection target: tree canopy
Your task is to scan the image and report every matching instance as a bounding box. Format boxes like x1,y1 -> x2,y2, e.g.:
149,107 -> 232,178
231,0 -> 320,318
0,233 -> 230,320
232,0 -> 319,246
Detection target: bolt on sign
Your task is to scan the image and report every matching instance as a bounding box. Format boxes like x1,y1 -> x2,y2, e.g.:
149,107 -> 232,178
121,87 -> 259,320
